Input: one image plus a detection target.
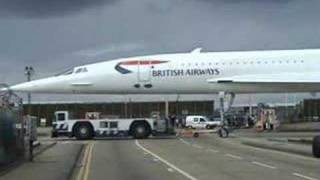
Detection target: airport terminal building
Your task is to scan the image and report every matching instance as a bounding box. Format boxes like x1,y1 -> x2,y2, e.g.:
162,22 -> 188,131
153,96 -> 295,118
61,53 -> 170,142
21,92 -> 320,126
24,100 -> 215,125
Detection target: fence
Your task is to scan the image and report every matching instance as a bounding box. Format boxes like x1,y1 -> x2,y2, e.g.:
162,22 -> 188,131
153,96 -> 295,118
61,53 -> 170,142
0,85 -> 25,165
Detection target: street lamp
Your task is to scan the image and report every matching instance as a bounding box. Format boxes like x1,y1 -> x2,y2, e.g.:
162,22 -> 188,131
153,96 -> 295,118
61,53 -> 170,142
24,66 -> 35,161
24,66 -> 34,105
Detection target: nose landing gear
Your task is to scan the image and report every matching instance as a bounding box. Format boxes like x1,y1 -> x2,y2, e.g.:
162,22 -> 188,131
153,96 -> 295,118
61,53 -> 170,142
217,91 -> 235,138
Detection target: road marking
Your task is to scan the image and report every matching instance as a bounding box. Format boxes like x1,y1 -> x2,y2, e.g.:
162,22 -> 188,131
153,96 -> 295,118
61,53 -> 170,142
135,140 -> 198,180
60,141 -> 70,144
225,153 -> 243,160
251,161 -> 276,169
168,168 -> 174,172
76,143 -> 94,180
207,149 -> 219,153
292,173 -> 319,180
76,143 -> 91,180
79,143 -> 90,167
83,143 -> 94,180
179,138 -> 203,149
179,138 -> 191,145
153,158 -> 159,162
192,144 -> 203,149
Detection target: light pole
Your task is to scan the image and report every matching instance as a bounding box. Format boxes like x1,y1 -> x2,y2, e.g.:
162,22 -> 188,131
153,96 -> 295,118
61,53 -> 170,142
24,66 -> 35,162
24,66 -> 34,105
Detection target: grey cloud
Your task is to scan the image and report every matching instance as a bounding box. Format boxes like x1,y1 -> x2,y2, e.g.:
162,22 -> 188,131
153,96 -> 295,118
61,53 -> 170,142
0,0 -> 118,18
1,0 -> 320,104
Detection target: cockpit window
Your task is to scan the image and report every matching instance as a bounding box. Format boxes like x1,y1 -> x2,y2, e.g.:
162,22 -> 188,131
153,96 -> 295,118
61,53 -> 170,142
55,68 -> 74,76
75,67 -> 88,74
75,68 -> 82,74
55,67 -> 88,76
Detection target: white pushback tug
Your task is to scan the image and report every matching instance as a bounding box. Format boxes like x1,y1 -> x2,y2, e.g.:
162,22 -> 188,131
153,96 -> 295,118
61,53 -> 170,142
52,111 -> 158,139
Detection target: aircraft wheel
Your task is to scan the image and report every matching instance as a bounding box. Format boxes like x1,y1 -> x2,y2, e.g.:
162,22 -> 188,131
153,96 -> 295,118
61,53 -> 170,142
193,132 -> 199,138
312,135 -> 320,158
218,127 -> 229,138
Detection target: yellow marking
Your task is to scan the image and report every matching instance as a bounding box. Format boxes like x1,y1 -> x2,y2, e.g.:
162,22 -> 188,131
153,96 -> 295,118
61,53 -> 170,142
76,143 -> 94,180
76,143 -> 90,180
83,143 -> 94,180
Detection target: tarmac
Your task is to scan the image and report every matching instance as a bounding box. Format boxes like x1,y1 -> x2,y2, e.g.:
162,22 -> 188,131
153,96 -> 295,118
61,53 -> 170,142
0,142 -> 83,180
231,129 -> 318,157
0,128 -> 318,180
75,136 -> 319,180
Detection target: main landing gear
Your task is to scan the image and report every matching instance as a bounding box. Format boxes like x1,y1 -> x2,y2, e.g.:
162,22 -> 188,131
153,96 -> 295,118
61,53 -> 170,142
217,91 -> 235,138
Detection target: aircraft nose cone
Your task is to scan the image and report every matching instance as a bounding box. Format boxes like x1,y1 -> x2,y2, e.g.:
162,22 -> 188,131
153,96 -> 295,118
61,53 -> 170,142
10,82 -> 36,92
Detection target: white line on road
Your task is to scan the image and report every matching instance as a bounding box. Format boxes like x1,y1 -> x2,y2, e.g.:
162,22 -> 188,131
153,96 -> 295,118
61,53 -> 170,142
225,154 -> 243,160
135,140 -> 198,180
292,173 -> 319,180
207,149 -> 219,153
60,141 -> 71,144
251,161 -> 276,169
179,138 -> 191,145
192,144 -> 203,149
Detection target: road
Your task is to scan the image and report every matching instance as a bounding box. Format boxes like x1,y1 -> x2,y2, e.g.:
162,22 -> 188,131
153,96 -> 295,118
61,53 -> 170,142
71,135 -> 320,180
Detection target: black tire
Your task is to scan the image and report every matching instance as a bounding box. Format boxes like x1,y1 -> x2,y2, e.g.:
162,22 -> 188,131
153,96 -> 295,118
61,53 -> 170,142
193,132 -> 199,138
312,135 -> 320,158
218,127 -> 229,138
51,131 -> 58,138
132,123 -> 150,139
74,124 -> 93,140
206,125 -> 214,129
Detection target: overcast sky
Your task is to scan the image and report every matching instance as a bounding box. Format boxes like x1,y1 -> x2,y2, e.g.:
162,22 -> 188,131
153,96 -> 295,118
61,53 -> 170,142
0,0 -> 319,104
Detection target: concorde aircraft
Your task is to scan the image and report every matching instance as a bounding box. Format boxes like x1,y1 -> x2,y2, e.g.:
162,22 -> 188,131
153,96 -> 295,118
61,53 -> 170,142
6,48 -> 320,157
6,48 -> 320,110
9,48 -> 320,94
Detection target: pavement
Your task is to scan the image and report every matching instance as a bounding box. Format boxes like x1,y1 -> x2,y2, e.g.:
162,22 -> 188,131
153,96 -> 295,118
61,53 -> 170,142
241,137 -> 313,157
68,135 -> 319,180
0,128 -> 319,180
277,122 -> 320,132
0,142 -> 83,180
231,129 -> 318,157
232,128 -> 319,138
37,127 -> 52,137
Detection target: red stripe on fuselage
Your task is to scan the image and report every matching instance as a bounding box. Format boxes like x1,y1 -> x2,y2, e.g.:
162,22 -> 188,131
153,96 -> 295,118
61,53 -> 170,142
120,60 -> 167,65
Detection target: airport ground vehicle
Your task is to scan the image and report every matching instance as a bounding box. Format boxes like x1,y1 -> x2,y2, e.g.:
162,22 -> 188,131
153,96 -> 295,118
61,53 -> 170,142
51,111 -> 157,140
185,115 -> 221,129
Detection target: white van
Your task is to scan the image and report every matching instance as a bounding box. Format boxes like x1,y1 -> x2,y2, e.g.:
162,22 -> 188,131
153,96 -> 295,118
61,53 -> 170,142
185,115 -> 221,129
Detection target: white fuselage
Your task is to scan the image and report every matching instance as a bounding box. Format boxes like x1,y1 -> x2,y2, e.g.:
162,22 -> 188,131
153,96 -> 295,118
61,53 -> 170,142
9,49 -> 320,94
